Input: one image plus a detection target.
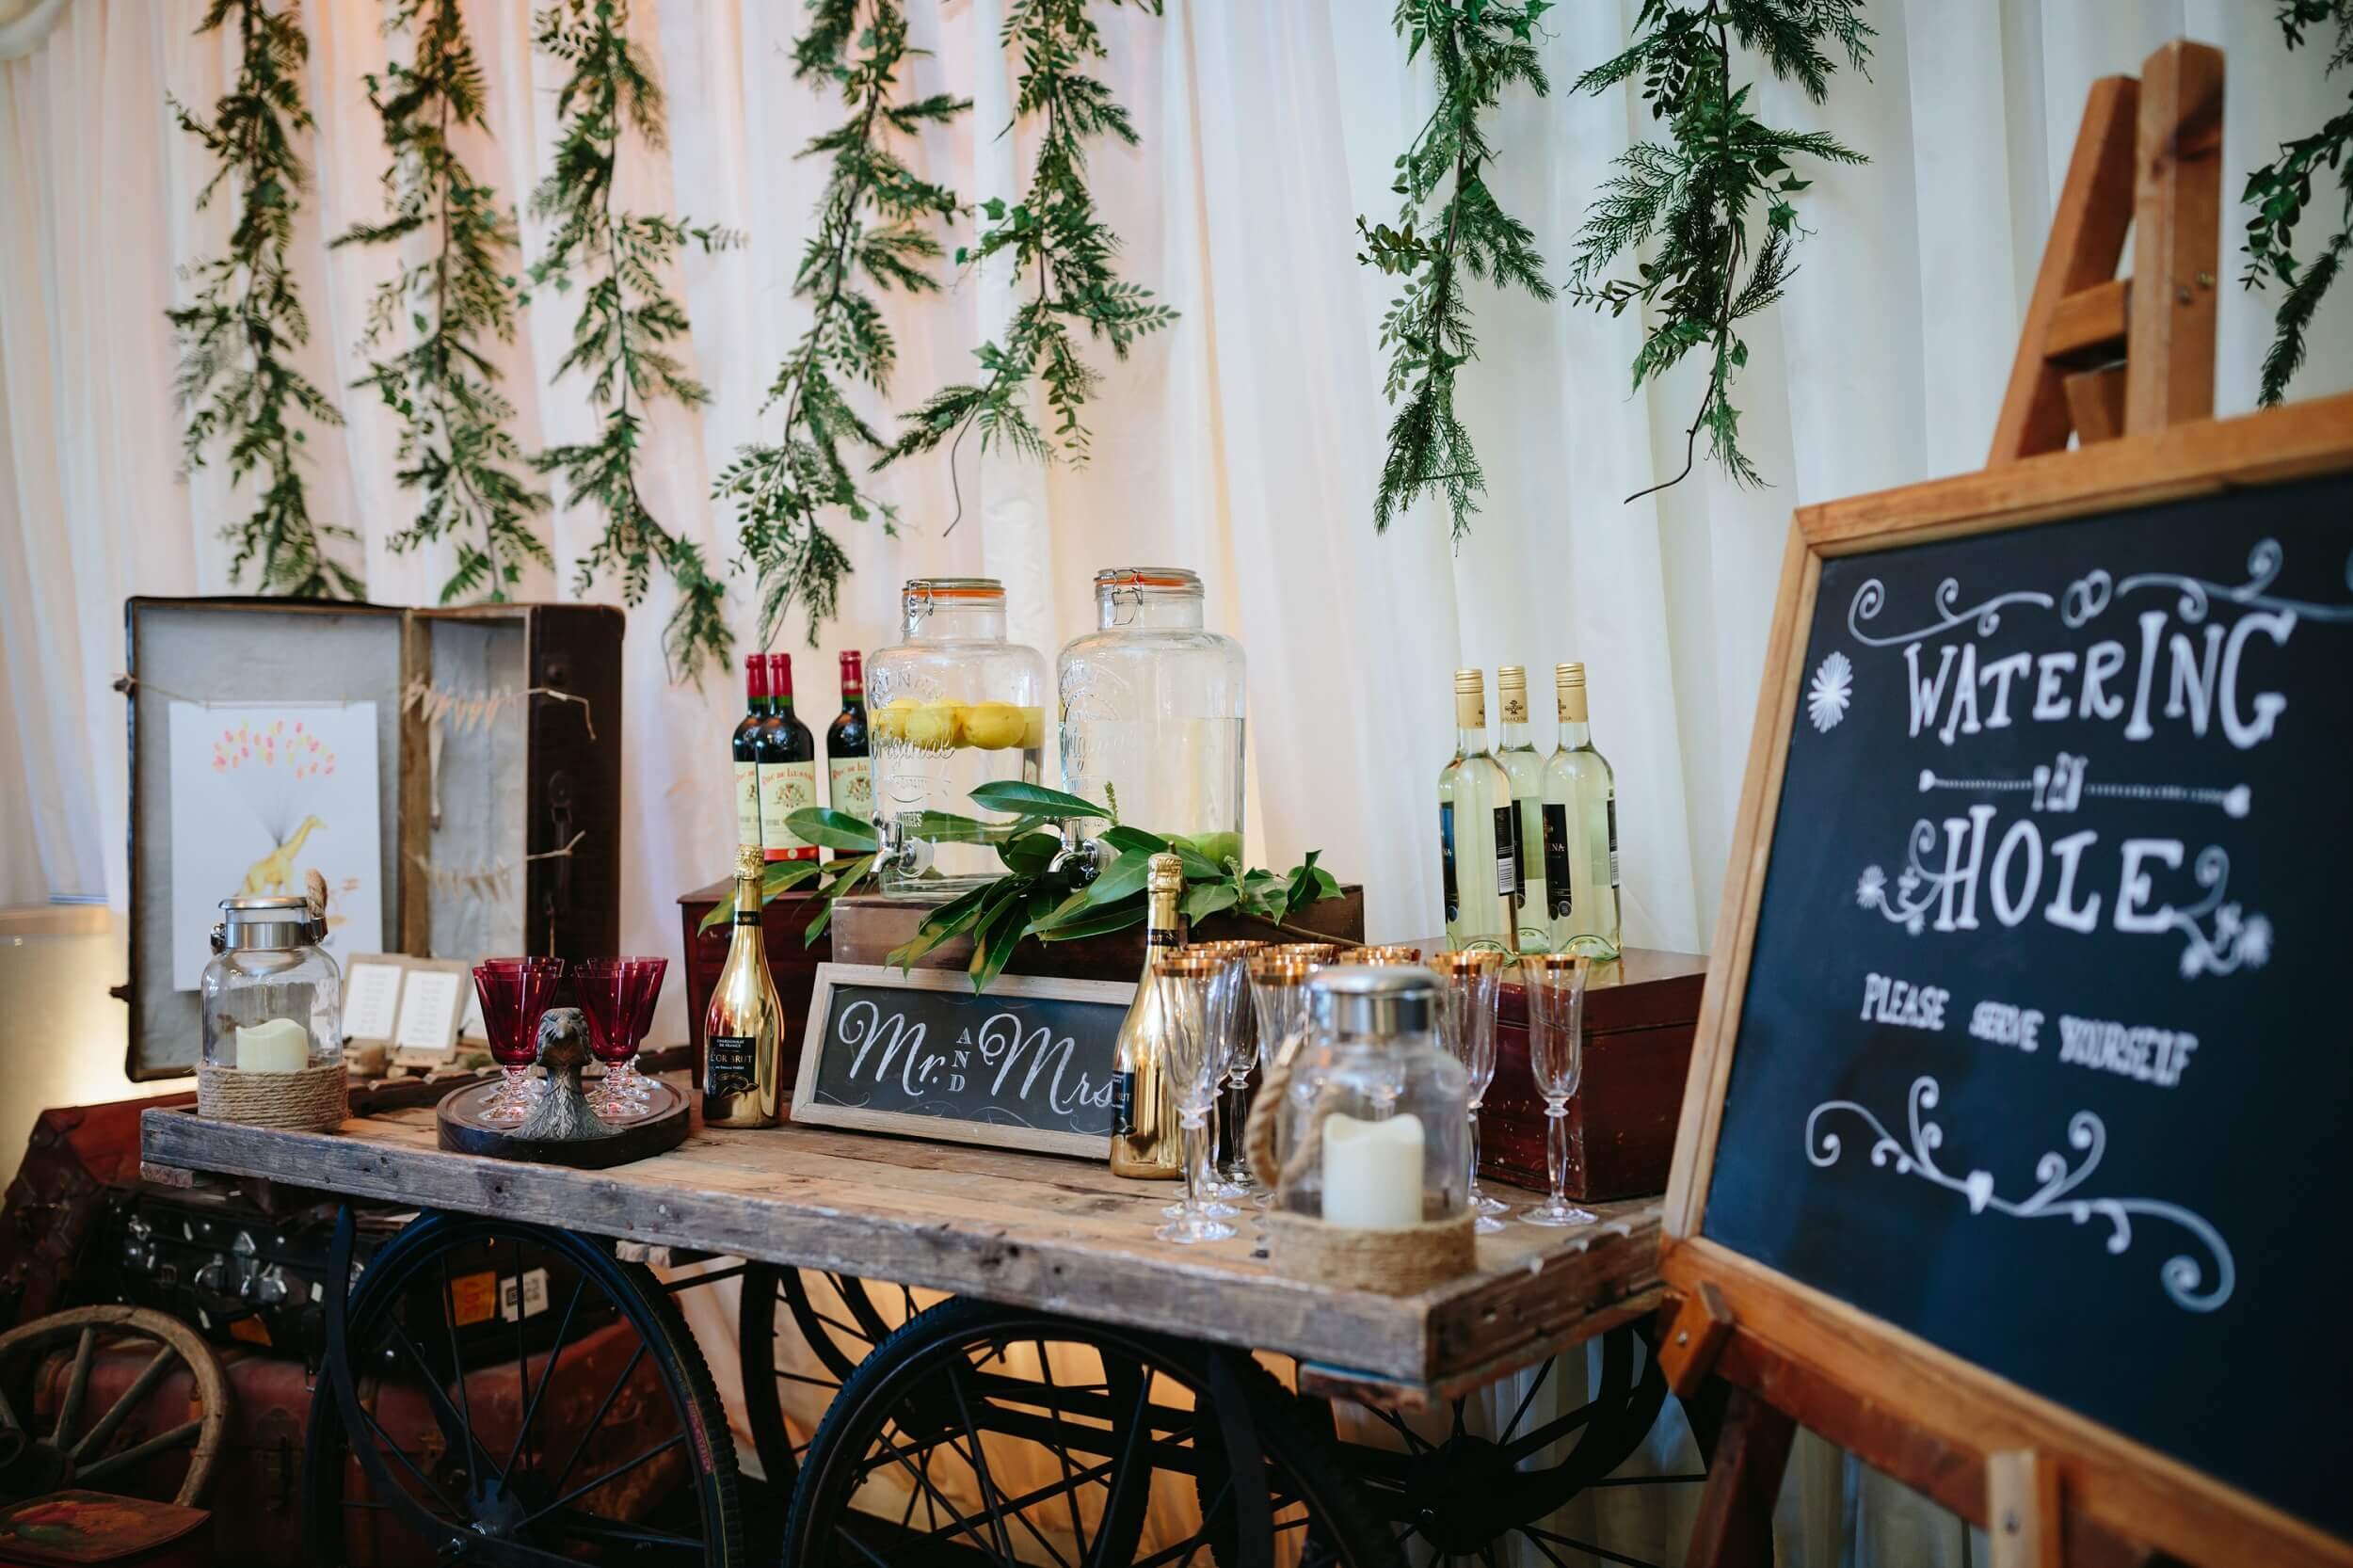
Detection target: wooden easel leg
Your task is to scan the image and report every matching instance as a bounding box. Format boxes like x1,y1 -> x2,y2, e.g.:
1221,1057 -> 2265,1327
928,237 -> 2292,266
1685,1384 -> 1797,1568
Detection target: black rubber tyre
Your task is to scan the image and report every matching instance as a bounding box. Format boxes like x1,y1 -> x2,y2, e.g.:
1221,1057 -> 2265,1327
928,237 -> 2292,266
303,1212 -> 744,1566
736,1262 -> 917,1493
784,1293 -> 1404,1568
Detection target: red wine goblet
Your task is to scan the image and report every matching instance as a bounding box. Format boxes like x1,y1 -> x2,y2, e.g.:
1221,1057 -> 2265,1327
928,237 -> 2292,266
472,957 -> 565,1123
578,958 -> 664,1119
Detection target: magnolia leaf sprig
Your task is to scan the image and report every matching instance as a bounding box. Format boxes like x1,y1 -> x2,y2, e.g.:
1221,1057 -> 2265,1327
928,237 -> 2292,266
712,0 -> 966,648
696,780 -> 1344,995
1356,0 -> 1555,540
889,0 -> 1176,508
531,0 -> 743,680
2243,0 -> 2353,405
1567,0 -> 1868,502
337,0 -> 550,605
167,0 -> 360,599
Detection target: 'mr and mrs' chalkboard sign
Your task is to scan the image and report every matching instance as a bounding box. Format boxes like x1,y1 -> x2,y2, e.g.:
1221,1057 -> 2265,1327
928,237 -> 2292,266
1697,468 -> 2353,1544
791,964 -> 1130,1157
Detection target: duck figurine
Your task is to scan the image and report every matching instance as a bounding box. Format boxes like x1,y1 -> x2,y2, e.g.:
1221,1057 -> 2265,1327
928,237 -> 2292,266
510,1007 -> 616,1144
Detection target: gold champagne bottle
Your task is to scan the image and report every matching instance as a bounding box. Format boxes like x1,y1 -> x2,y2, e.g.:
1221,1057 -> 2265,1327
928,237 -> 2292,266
703,845 -> 784,1128
1109,852 -> 1185,1179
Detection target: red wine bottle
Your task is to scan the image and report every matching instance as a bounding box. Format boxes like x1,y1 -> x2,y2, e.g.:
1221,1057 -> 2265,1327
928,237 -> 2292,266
731,655 -> 769,854
755,654 -> 819,863
825,651 -> 871,859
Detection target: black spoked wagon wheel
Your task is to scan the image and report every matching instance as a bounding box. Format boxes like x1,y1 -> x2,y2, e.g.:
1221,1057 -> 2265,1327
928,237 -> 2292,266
738,1262 -> 935,1494
785,1295 -> 1403,1568
1333,1322 -> 1702,1568
304,1210 -> 744,1567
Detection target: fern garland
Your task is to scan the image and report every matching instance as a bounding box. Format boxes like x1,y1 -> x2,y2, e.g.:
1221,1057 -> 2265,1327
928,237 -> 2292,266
1357,0 -> 1555,541
1567,0 -> 1868,502
712,0 -> 966,648
2243,0 -> 2353,406
530,0 -> 742,680
888,0 -> 1175,502
167,0 -> 360,599
337,0 -> 550,605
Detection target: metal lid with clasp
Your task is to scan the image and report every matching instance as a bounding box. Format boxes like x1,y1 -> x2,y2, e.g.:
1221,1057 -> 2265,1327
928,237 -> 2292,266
1306,964 -> 1438,1037
210,894 -> 326,955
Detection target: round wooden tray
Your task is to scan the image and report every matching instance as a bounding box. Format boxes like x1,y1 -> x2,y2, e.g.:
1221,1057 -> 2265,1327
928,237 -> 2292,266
436,1079 -> 691,1168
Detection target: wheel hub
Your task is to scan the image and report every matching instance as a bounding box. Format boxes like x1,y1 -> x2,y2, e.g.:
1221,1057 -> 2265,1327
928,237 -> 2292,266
1411,1433 -> 1513,1556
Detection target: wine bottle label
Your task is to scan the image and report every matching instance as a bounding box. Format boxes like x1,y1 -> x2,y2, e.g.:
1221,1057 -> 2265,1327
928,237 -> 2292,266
758,760 -> 818,860
1542,803 -> 1574,919
1111,1069 -> 1137,1137
1438,803 -> 1460,922
1493,805 -> 1518,899
1608,794 -> 1621,889
827,756 -> 872,820
706,1034 -> 758,1097
734,761 -> 762,850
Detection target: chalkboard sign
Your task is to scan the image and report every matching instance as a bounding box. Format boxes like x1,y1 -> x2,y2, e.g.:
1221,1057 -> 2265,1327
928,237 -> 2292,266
1665,403 -> 2353,1567
791,963 -> 1131,1157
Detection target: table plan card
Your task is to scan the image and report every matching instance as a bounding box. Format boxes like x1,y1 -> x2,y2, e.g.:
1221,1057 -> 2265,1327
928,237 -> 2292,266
341,959 -> 404,1044
393,968 -> 465,1057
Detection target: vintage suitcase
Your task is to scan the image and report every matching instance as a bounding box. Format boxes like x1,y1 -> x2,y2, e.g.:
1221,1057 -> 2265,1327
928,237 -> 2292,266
0,1493 -> 210,1568
116,598 -> 624,1080
1477,947 -> 1707,1201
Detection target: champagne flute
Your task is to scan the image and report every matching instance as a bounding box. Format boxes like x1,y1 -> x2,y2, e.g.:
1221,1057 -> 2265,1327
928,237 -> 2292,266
1246,954 -> 1313,1208
472,957 -> 565,1123
1154,951 -> 1233,1244
1436,950 -> 1508,1234
1519,952 -> 1596,1225
1211,941 -> 1265,1199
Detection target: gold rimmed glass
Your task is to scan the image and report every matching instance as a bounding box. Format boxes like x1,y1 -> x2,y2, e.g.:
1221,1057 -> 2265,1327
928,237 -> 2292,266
1435,950 -> 1509,1233
1519,952 -> 1596,1225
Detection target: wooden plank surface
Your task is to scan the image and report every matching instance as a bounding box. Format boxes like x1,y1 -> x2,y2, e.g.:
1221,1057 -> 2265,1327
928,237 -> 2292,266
142,1102 -> 1661,1388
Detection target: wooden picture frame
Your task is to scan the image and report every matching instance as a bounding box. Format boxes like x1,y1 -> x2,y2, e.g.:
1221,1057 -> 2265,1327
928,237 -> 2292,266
1661,389 -> 2353,1568
791,963 -> 1134,1158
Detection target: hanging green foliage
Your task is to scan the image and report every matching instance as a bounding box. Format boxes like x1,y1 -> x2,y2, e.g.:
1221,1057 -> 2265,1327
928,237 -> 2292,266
1567,0 -> 1868,502
2243,0 -> 2353,406
167,0 -> 360,599
337,0 -> 550,605
530,0 -> 742,680
712,0 -> 966,648
888,0 -> 1175,498
1356,0 -> 1556,541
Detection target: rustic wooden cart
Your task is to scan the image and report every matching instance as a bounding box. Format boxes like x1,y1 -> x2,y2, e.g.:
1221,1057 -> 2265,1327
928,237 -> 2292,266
141,1098 -> 1693,1566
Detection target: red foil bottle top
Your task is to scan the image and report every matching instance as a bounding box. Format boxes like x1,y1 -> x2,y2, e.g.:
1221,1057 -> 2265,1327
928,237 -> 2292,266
769,652 -> 795,699
744,653 -> 769,700
840,649 -> 864,696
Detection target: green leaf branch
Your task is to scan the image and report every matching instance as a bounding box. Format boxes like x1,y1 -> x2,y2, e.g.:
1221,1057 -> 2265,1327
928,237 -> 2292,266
167,0 -> 360,600
337,0 -> 550,605
712,0 -> 967,649
1567,0 -> 1868,502
888,0 -> 1176,520
2243,0 -> 2353,406
696,777 -> 1343,994
530,0 -> 744,680
1358,0 -> 1556,540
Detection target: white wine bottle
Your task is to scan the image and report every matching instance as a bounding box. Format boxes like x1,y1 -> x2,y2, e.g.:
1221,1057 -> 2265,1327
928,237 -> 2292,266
1109,852 -> 1185,1180
1543,662 -> 1621,954
703,845 -> 784,1128
1494,665 -> 1549,952
1437,669 -> 1517,950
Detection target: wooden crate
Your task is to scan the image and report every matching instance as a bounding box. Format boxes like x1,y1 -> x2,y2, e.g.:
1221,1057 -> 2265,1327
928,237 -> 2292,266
828,886 -> 1367,982
1478,947 -> 1706,1201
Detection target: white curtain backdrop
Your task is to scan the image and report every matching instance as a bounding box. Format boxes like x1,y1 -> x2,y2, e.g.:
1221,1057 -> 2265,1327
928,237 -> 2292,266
4,0 -> 2348,1559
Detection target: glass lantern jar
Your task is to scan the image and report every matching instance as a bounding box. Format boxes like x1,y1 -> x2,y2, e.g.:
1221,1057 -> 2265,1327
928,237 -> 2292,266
1057,568 -> 1246,869
1271,966 -> 1468,1230
867,578 -> 1049,897
200,895 -> 344,1072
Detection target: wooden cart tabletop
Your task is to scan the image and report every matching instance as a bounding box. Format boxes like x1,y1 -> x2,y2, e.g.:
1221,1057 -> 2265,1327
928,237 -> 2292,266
139,1101 -> 1661,1405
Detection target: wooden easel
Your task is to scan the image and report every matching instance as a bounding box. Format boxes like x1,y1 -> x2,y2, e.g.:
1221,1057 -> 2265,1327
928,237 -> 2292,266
1665,38 -> 2276,1568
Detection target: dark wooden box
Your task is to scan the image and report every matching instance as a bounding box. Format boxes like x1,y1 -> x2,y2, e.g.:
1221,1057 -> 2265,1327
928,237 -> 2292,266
120,598 -> 624,1080
1477,947 -> 1706,1201
827,887 -> 1368,982
677,885 -> 835,1102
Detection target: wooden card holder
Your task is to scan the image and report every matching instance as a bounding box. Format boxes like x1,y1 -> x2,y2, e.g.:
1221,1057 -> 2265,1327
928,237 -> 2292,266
1662,40 -> 2353,1568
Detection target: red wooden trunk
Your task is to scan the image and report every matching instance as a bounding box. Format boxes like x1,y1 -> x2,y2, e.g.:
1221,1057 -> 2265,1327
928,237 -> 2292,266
1476,947 -> 1707,1201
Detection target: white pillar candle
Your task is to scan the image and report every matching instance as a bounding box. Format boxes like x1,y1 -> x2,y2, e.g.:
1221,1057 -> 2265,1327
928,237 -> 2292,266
1320,1112 -> 1425,1229
235,1018 -> 312,1073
